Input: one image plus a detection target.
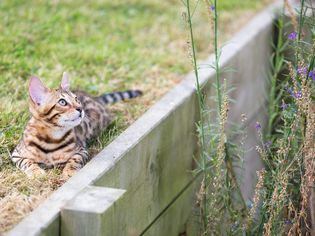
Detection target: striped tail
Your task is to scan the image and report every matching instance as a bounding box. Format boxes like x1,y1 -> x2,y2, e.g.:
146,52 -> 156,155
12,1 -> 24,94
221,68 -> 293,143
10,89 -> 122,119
97,90 -> 143,104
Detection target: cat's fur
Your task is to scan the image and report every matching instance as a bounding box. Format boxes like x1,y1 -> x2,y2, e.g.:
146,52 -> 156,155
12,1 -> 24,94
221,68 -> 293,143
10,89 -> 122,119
11,72 -> 142,177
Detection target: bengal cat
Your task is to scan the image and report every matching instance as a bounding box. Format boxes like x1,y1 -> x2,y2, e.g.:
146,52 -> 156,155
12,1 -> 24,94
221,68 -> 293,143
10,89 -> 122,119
11,72 -> 142,178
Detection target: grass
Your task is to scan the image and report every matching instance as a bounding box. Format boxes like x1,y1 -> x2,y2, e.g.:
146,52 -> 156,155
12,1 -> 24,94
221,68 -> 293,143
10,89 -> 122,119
0,0 -> 272,232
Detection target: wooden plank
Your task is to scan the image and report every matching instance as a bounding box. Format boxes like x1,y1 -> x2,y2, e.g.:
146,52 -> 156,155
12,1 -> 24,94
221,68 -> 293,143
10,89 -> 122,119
140,177 -> 201,236
93,87 -> 200,235
61,186 -> 126,236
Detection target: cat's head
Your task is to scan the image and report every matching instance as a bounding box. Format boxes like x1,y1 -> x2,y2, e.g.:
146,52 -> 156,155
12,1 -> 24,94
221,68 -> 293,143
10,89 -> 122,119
28,72 -> 84,129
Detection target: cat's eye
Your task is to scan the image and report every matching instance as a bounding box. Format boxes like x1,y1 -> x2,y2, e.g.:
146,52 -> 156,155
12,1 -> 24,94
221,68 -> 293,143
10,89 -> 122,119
58,99 -> 68,106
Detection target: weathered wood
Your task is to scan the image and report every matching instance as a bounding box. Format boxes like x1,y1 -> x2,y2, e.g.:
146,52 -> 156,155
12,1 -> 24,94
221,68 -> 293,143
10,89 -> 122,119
61,186 -> 126,236
92,84 -> 200,235
141,178 -> 201,236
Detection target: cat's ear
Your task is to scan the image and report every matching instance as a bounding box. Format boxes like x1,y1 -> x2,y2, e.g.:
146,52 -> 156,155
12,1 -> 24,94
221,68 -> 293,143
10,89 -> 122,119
61,72 -> 70,91
29,76 -> 49,105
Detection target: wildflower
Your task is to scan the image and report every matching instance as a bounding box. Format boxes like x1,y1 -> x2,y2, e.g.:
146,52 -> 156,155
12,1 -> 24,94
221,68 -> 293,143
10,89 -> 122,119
308,71 -> 315,80
280,100 -> 288,110
287,87 -> 293,94
210,5 -> 215,11
292,90 -> 302,99
288,32 -> 297,40
264,140 -> 272,149
284,219 -> 292,225
297,67 -> 307,75
255,122 -> 261,130
288,87 -> 302,99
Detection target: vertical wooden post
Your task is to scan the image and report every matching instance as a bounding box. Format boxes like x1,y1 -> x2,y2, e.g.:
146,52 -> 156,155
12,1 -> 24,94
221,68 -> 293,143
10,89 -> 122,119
61,186 -> 126,236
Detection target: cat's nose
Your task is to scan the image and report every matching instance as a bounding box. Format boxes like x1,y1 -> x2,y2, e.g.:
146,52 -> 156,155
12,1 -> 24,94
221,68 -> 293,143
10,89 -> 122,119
76,108 -> 82,113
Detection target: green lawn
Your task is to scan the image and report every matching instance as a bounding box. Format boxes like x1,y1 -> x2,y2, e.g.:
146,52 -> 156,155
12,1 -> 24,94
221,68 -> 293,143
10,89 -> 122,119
0,0 -> 271,232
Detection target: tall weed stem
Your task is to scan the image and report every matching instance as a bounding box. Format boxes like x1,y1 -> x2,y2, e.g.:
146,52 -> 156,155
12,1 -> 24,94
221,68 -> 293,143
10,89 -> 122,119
185,0 -> 208,228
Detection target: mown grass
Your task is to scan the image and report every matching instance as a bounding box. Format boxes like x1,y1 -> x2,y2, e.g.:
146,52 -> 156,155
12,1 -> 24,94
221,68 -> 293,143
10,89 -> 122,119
0,0 -> 272,232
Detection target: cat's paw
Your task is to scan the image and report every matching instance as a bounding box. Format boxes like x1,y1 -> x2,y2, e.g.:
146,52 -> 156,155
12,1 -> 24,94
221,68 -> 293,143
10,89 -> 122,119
25,166 -> 46,178
62,167 -> 78,179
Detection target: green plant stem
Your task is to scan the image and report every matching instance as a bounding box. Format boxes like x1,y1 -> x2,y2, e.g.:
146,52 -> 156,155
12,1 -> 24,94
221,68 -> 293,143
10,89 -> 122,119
213,0 -> 247,215
298,0 -> 305,42
185,0 -> 208,229
214,0 -> 222,113
267,6 -> 285,137
295,0 -> 305,64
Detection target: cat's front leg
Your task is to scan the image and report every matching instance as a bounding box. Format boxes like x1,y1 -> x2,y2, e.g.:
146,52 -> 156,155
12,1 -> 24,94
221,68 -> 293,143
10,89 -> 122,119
11,155 -> 46,177
62,151 -> 90,178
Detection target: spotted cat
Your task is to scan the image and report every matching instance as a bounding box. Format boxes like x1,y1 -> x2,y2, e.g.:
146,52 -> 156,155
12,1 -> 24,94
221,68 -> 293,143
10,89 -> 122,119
11,72 -> 142,177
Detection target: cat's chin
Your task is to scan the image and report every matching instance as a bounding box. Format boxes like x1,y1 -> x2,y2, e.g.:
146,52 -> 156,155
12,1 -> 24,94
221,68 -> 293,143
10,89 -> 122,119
65,117 -> 83,128
60,111 -> 85,128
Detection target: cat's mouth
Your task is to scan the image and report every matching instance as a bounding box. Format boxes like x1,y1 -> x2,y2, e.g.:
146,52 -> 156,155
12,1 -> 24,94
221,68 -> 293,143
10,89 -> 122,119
68,111 -> 84,122
70,117 -> 81,122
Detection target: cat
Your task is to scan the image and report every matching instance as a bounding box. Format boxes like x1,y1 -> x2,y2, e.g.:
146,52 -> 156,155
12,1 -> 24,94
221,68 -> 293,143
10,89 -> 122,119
11,72 -> 142,178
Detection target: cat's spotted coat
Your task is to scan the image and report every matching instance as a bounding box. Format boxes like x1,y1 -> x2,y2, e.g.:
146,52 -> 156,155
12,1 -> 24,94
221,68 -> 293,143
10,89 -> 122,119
11,72 -> 142,177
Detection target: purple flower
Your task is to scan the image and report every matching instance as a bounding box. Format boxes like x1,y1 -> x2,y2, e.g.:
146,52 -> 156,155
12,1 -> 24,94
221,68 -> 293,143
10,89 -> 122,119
287,87 -> 293,94
210,5 -> 215,11
292,90 -> 302,99
288,32 -> 297,40
288,87 -> 302,99
284,219 -> 292,225
264,140 -> 272,149
255,122 -> 261,130
281,101 -> 288,110
297,67 -> 307,75
309,71 -> 315,80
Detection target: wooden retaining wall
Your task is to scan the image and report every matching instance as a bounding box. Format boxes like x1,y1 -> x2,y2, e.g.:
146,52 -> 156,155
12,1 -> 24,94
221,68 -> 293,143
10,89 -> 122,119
6,2 -> 281,236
